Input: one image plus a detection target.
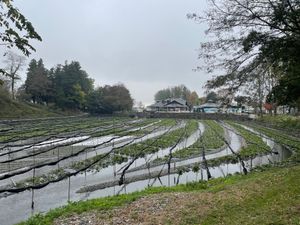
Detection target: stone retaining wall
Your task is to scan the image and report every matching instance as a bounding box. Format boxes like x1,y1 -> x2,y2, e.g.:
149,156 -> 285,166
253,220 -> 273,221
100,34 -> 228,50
133,112 -> 252,121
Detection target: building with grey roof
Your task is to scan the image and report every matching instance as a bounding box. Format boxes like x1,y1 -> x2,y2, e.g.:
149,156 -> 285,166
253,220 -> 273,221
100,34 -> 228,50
147,98 -> 190,112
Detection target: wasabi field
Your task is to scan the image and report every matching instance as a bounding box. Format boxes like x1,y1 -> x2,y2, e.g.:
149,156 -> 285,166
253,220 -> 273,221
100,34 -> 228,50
0,116 -> 299,225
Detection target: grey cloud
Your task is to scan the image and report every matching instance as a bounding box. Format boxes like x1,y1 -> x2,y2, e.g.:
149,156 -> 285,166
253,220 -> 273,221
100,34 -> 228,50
14,0 -> 211,104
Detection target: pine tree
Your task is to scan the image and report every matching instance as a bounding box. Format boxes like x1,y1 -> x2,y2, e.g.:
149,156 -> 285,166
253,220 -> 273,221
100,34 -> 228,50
25,59 -> 51,104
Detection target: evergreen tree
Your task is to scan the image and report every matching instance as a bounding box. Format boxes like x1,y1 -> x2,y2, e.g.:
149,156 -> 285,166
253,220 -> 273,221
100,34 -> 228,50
52,61 -> 94,109
25,59 -> 51,104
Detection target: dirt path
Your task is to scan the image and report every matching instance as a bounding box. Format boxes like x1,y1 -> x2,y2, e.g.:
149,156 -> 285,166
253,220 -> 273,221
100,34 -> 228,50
54,186 -> 246,225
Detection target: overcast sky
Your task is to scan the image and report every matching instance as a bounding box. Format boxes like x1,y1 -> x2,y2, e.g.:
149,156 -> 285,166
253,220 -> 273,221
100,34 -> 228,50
12,0 -> 212,105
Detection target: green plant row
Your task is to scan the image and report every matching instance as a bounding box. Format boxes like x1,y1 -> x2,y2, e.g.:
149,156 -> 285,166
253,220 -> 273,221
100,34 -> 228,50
0,117 -> 127,142
226,121 -> 271,158
248,124 -> 300,151
202,120 -> 225,149
90,118 -> 159,138
115,119 -> 177,137
242,123 -> 300,163
151,120 -> 225,163
117,120 -> 198,158
14,168 -> 66,188
257,115 -> 300,130
0,117 -> 156,143
10,119 -> 181,188
155,118 -> 178,127
193,121 -> 273,168
71,120 -> 197,172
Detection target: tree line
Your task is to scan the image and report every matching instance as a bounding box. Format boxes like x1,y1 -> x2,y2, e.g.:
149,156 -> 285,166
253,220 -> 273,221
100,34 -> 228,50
154,84 -> 200,107
13,58 -> 133,114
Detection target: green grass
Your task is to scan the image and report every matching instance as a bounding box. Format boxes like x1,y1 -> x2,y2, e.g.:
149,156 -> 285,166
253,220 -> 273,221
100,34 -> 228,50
18,163 -> 300,225
0,98 -> 58,119
0,91 -> 77,119
196,164 -> 300,225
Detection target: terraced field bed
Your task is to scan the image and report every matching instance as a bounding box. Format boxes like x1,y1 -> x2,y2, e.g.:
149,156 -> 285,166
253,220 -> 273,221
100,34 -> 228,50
0,116 -> 299,225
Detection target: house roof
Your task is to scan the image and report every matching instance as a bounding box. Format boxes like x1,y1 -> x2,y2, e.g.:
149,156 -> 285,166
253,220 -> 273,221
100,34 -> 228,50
169,98 -> 187,106
148,98 -> 188,108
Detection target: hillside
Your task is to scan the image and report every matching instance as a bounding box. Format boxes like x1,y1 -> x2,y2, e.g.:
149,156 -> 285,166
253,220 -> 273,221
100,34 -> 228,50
0,94 -> 70,119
